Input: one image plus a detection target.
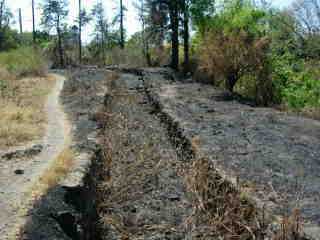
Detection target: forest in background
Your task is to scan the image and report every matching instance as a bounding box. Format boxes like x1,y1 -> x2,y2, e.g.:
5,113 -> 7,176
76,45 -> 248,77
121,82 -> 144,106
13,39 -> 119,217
0,0 -> 319,114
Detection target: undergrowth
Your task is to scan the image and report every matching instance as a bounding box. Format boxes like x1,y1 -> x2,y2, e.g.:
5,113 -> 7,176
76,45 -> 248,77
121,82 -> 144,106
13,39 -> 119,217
0,47 -> 47,78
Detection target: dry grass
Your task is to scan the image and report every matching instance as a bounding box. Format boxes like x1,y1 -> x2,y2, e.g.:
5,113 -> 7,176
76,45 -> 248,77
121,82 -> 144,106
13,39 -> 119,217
36,148 -> 74,192
301,107 -> 320,120
0,74 -> 56,149
187,137 -> 305,240
184,157 -> 260,239
273,209 -> 302,240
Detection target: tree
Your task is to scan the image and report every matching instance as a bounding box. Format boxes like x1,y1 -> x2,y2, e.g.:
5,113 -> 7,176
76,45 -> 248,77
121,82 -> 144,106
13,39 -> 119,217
78,0 -> 81,63
0,0 -> 11,30
41,0 -> 69,67
291,0 -> 320,34
120,0 -> 125,49
0,1 -> 15,51
189,0 -> 215,33
168,0 -> 180,70
135,0 -> 151,65
290,0 -> 320,58
198,1 -> 272,103
77,4 -> 91,63
183,0 -> 190,74
91,1 -> 108,65
32,0 -> 36,43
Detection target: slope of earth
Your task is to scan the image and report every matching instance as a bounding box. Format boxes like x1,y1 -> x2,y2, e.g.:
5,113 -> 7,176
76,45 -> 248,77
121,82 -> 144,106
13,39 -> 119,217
97,73 -> 193,239
18,68 -> 109,240
94,71 -> 262,239
141,69 -> 320,239
0,74 -> 70,239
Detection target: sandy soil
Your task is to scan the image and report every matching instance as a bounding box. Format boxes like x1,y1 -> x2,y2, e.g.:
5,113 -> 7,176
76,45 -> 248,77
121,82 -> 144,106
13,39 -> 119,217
0,74 -> 70,239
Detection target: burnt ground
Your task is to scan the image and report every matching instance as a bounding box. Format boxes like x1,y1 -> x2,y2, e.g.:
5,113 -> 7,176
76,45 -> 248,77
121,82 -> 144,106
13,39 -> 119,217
95,72 -> 261,239
141,68 -> 320,239
96,73 -> 193,239
17,68 -> 108,240
11,67 -> 320,240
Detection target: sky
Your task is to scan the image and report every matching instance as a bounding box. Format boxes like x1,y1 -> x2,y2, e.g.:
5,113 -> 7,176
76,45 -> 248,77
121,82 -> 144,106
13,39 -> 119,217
8,0 -> 295,43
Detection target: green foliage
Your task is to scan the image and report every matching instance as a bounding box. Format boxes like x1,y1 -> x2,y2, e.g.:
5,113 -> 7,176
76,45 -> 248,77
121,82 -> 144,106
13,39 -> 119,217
190,0 -> 215,32
273,56 -> 320,108
197,0 -> 273,104
0,47 -> 47,77
41,0 -> 69,30
194,0 -> 320,109
0,78 -> 8,97
0,27 -> 20,51
268,9 -> 320,109
283,72 -> 320,109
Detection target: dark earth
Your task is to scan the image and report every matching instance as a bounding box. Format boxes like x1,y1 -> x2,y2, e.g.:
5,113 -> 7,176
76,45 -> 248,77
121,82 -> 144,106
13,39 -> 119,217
8,67 -> 320,240
142,68 -> 320,239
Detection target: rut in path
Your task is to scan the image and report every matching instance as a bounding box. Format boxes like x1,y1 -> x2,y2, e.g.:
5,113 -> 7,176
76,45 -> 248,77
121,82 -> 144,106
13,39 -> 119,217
0,74 -> 70,239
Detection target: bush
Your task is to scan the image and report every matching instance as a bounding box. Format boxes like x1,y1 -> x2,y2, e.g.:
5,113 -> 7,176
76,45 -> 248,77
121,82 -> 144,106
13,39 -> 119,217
0,47 -> 47,78
197,1 -> 273,104
282,69 -> 320,109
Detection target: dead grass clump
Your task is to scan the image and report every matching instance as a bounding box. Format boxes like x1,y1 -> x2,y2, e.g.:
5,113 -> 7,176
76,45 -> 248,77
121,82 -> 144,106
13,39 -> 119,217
273,209 -> 303,240
185,157 -> 259,239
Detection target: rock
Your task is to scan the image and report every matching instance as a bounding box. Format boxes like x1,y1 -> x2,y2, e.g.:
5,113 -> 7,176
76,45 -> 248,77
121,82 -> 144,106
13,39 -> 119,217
14,169 -> 24,175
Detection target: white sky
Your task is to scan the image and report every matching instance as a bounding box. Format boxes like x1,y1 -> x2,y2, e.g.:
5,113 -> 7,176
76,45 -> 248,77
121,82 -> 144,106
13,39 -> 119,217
8,0 -> 294,43
8,0 -> 142,43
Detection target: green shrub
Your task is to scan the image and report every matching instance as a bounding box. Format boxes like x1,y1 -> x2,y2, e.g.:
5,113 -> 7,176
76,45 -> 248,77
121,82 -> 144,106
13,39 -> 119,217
272,53 -> 320,108
283,71 -> 320,109
197,1 -> 274,104
0,47 -> 47,78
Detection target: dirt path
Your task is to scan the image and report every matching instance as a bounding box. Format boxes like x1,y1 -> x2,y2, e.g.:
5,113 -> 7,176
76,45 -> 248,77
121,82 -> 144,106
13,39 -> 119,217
0,74 -> 70,239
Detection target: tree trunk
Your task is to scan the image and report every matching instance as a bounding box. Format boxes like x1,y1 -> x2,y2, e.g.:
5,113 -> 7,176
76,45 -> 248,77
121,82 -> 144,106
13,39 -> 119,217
0,0 -> 4,29
57,16 -> 64,67
0,0 -> 5,50
32,0 -> 36,44
140,0 -> 151,66
120,0 -> 124,49
78,0 -> 82,64
101,32 -> 106,66
226,72 -> 238,92
183,0 -> 189,74
169,0 -> 179,70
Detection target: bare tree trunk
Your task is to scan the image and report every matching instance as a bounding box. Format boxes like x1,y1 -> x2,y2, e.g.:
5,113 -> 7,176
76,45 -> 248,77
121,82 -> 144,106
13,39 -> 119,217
120,0 -> 124,49
78,0 -> 82,64
140,0 -> 151,66
169,0 -> 179,70
101,31 -> 106,66
0,0 -> 5,50
32,0 -> 36,44
0,0 -> 4,30
183,0 -> 189,74
19,8 -> 23,35
57,15 -> 64,67
226,71 -> 239,92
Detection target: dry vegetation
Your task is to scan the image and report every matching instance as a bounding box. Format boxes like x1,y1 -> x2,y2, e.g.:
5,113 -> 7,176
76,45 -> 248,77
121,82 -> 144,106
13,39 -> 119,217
184,157 -> 259,239
92,72 -> 306,240
36,148 -> 74,191
0,70 -> 55,149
